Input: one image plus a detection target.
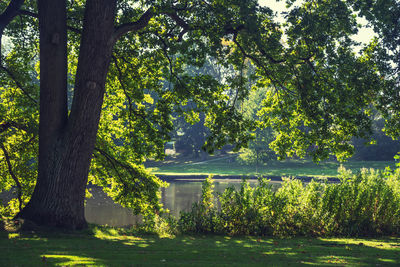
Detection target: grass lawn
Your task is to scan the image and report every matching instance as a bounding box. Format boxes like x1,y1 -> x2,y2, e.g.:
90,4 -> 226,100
1,226 -> 400,266
147,157 -> 397,178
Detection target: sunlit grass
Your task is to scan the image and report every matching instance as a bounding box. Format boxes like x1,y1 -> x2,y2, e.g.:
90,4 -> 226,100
147,158 -> 397,178
41,255 -> 101,266
1,226 -> 399,266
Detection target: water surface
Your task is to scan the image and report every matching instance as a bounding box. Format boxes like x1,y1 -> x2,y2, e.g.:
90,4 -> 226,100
85,179 -> 275,227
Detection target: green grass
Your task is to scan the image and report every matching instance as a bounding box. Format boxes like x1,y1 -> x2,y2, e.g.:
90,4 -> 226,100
1,227 -> 400,266
147,157 -> 397,178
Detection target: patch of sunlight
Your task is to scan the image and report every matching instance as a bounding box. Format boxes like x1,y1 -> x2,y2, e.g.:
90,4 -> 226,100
249,237 -> 274,244
158,232 -> 175,239
319,238 -> 398,249
136,243 -> 149,248
93,229 -> 152,246
378,258 -> 397,264
297,261 -> 320,265
42,254 -> 102,266
214,240 -> 225,247
262,251 -> 277,255
248,237 -> 270,242
234,240 -> 243,244
275,247 -> 293,251
285,252 -> 298,256
8,233 -> 20,239
317,255 -> 349,265
265,251 -> 297,256
121,241 -> 137,246
92,228 -> 109,239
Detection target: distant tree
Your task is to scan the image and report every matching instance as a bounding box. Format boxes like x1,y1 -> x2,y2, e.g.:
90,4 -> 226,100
352,117 -> 400,161
350,0 -> 400,140
238,86 -> 276,170
172,56 -> 243,159
173,110 -> 208,158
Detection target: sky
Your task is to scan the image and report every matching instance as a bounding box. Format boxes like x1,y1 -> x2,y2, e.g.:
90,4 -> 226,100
258,0 -> 376,46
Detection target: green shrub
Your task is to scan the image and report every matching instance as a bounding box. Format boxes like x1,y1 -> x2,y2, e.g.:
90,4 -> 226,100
178,175 -> 219,233
177,167 -> 400,237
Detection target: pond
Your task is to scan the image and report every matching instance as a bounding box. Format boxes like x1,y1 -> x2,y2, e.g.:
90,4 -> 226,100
85,179 -> 281,227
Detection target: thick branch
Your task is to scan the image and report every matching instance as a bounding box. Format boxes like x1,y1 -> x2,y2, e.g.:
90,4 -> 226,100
165,12 -> 190,41
0,0 -> 24,32
232,32 -> 294,95
0,143 -> 23,211
112,8 -> 153,43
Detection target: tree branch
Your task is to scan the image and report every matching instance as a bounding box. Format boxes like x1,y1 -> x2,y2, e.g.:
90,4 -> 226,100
18,9 -> 36,18
93,147 -> 126,188
0,65 -> 38,103
111,55 -> 133,129
0,0 -> 24,27
19,9 -> 82,34
94,147 -> 144,191
165,11 -> 190,41
0,143 -> 23,211
0,0 -> 25,64
232,31 -> 295,95
112,8 -> 153,44
0,120 -> 28,133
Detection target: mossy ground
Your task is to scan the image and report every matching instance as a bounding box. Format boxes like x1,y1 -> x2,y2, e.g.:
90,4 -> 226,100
1,225 -> 399,266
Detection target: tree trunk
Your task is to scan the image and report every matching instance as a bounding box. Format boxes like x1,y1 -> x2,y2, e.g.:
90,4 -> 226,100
17,0 -> 117,229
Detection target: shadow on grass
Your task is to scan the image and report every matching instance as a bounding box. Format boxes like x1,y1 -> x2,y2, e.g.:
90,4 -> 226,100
1,227 -> 400,266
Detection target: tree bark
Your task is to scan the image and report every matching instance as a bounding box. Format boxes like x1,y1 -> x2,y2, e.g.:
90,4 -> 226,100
17,0 -> 117,229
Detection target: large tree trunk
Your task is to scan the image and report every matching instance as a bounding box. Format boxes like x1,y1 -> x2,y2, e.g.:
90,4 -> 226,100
17,0 -> 117,229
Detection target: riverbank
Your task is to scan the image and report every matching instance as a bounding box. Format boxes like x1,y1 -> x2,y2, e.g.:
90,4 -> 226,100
148,158 -> 396,179
1,225 -> 399,266
156,174 -> 340,183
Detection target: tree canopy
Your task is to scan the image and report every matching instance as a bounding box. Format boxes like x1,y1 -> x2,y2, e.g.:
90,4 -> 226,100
0,0 -> 398,228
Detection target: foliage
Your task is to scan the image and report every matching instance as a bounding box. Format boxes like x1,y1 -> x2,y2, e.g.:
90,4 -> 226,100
258,0 -> 385,162
237,86 -> 276,165
178,175 -> 219,233
173,111 -> 209,158
178,169 -> 400,237
350,0 -> 400,139
172,57 -> 231,158
352,118 -> 400,161
0,51 -> 38,215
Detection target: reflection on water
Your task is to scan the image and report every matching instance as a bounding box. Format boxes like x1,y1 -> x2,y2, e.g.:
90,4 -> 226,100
85,189 -> 142,227
85,180 -> 270,227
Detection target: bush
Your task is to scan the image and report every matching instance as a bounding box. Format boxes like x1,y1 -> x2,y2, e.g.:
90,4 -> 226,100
177,167 -> 400,237
178,175 -> 220,233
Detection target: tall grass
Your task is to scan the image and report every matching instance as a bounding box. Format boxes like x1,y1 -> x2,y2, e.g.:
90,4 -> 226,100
177,167 -> 400,237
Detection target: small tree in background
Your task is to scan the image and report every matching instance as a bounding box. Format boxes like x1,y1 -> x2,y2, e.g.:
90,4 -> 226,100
238,87 -> 276,170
